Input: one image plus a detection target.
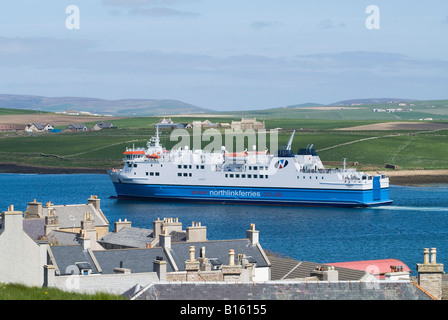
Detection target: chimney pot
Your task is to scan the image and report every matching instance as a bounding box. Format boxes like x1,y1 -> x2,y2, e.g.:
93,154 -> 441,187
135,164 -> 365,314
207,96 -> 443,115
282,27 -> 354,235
431,248 -> 437,264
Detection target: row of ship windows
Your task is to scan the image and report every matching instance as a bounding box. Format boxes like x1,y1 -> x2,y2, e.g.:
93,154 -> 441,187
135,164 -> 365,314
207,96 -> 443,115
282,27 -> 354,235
298,176 -> 325,180
177,164 -> 205,170
225,173 -> 269,179
248,166 -> 269,171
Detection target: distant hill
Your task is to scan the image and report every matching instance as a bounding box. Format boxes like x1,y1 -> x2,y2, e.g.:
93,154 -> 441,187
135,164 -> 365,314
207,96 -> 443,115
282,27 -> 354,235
0,94 -> 211,116
285,103 -> 324,108
332,98 -> 419,106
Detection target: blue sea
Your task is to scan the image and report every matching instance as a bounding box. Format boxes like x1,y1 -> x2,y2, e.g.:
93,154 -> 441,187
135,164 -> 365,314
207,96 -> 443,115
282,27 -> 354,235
1,173 -> 447,275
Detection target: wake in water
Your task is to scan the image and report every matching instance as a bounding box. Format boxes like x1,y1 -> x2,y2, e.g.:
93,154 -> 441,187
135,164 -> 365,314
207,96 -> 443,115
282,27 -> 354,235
372,205 -> 448,212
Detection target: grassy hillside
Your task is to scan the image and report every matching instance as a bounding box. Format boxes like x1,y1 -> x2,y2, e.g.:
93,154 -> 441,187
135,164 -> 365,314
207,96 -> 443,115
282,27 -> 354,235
1,121 -> 447,171
225,100 -> 448,121
0,282 -> 126,300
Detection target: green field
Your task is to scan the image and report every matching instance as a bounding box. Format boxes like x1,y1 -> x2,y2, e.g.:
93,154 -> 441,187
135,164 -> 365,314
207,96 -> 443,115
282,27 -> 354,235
1,101 -> 448,171
1,123 -> 447,171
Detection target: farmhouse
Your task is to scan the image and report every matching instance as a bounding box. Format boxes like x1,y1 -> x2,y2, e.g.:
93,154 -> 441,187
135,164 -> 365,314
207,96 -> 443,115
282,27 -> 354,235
93,122 -> 117,130
25,123 -> 54,132
66,123 -> 89,131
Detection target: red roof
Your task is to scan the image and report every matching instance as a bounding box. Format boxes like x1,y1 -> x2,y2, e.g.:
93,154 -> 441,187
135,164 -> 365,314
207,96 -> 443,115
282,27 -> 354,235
326,259 -> 411,278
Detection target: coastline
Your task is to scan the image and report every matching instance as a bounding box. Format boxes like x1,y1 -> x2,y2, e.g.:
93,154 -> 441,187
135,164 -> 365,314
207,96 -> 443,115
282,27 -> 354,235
0,163 -> 107,175
1,163 -> 447,186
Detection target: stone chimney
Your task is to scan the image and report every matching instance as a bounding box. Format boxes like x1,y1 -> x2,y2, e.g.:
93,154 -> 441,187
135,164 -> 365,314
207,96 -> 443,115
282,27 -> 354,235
416,248 -> 444,300
221,249 -> 242,281
1,205 -> 24,234
246,223 -> 259,246
25,199 -> 43,219
186,221 -> 207,242
153,257 -> 167,281
80,212 -> 98,249
44,207 -> 59,236
114,218 -> 132,233
185,246 -> 200,279
198,246 -> 211,271
162,217 -> 182,234
153,217 -> 163,242
159,227 -> 171,249
88,195 -> 101,211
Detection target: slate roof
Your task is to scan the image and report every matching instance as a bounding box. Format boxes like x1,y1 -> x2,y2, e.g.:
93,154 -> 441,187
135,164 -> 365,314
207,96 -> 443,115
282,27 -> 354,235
98,227 -> 154,248
50,245 -> 100,275
268,255 -> 367,281
168,239 -> 270,270
134,281 -> 432,300
93,247 -> 171,274
43,204 -> 109,229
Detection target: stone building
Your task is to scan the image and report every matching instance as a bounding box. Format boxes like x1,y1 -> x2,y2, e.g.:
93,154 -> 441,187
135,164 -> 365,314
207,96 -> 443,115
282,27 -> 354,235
0,198 -> 444,300
23,196 -> 109,250
231,118 -> 265,130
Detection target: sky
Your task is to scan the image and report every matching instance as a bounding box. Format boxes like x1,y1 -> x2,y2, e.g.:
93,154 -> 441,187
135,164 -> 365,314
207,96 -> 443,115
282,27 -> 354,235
0,0 -> 447,111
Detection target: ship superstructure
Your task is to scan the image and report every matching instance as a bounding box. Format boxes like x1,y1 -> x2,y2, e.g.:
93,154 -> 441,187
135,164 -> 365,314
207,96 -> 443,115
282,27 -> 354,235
108,128 -> 392,207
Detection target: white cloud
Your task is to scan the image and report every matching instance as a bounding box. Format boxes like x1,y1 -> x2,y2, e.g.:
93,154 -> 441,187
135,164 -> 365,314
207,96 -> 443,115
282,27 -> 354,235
318,19 -> 346,29
250,21 -> 281,30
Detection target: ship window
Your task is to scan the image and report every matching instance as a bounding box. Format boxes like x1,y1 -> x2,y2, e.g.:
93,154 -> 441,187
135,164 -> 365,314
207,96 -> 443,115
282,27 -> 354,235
189,165 -> 192,169
201,165 -> 205,169
254,174 -> 258,178
134,164 -> 137,168
265,175 -> 268,179
260,175 -> 264,178
183,173 -> 188,177
230,174 -> 234,178
146,172 -> 149,176
178,173 -> 182,177
235,174 -> 240,178
242,174 -> 246,178
178,165 -> 181,169
150,172 -> 154,176
156,172 -> 160,176
248,174 -> 252,178
189,173 -> 192,177
254,166 -> 258,170
225,174 -> 228,178
249,166 -> 252,170
183,165 -> 187,169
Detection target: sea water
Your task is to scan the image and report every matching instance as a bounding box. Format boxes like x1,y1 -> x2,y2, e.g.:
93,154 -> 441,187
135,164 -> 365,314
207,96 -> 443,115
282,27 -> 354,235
1,173 -> 447,275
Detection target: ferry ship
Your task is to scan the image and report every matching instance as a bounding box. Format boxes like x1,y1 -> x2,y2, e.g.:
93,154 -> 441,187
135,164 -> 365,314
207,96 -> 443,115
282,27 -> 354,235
108,128 -> 392,207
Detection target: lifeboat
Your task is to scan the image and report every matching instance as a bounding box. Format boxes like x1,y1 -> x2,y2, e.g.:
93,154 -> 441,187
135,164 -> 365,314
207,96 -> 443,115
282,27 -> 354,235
146,153 -> 161,159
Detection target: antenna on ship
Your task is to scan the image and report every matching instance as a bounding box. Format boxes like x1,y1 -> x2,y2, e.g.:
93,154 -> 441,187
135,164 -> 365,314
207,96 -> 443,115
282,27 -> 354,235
155,124 -> 160,147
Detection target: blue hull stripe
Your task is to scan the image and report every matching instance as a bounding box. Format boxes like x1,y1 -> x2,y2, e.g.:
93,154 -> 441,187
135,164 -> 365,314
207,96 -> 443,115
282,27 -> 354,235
112,183 -> 393,207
